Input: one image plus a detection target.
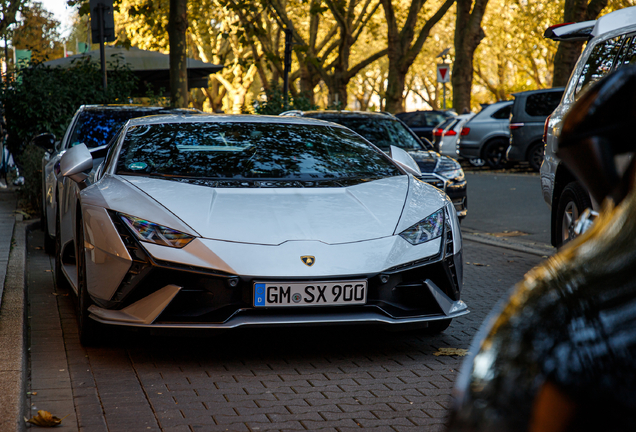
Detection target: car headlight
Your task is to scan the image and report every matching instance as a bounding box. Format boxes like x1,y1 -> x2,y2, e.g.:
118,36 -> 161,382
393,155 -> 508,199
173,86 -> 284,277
120,213 -> 194,248
435,157 -> 464,180
399,209 -> 444,245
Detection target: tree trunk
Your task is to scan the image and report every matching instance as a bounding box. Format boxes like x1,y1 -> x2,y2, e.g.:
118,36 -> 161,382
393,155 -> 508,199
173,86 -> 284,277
552,0 -> 609,87
169,0 -> 188,107
381,0 -> 455,114
452,0 -> 488,113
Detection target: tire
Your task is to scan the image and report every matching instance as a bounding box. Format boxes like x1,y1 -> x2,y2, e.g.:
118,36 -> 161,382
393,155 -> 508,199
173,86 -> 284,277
54,205 -> 70,291
482,138 -> 508,169
555,182 -> 592,247
424,318 -> 452,334
76,212 -> 101,346
527,141 -> 544,172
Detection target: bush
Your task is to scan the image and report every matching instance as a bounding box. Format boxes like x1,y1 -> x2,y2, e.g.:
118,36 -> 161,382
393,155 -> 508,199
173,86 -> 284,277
0,59 -> 138,213
253,86 -> 318,115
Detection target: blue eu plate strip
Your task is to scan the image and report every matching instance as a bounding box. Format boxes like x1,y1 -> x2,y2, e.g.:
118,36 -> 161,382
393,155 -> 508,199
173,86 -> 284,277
254,283 -> 266,306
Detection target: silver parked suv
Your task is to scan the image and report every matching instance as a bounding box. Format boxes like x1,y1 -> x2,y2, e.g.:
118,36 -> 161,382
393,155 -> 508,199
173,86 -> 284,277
456,101 -> 513,169
541,5 -> 636,247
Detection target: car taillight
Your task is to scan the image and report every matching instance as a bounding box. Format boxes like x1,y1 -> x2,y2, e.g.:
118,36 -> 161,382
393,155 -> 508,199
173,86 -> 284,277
543,114 -> 552,144
445,130 -> 457,136
433,128 -> 443,136
509,123 -> 525,130
460,127 -> 470,136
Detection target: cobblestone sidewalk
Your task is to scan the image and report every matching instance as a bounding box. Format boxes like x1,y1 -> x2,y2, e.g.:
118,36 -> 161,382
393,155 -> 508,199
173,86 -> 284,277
26,229 -> 544,432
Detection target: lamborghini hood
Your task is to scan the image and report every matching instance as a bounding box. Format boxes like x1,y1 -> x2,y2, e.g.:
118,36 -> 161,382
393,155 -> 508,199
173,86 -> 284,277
122,175 -> 417,245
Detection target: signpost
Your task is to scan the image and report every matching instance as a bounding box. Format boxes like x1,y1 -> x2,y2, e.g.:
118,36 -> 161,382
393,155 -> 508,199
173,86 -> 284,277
90,0 -> 115,92
437,63 -> 450,110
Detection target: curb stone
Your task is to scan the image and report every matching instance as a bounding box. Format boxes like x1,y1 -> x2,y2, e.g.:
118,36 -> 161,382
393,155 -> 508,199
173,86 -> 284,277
0,220 -> 38,432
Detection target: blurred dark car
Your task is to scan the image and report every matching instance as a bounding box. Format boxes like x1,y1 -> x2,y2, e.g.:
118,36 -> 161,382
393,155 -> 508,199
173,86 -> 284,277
506,87 -> 564,171
447,62 -> 636,432
395,110 -> 456,141
280,110 -> 467,219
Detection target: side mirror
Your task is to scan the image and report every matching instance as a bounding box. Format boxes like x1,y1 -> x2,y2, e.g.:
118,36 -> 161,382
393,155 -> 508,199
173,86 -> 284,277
60,144 -> 93,183
31,133 -> 56,152
390,145 -> 422,176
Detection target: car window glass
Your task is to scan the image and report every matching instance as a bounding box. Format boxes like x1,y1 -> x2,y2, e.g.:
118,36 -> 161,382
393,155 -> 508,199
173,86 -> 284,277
116,122 -> 402,181
575,36 -> 624,97
423,112 -> 448,127
491,105 -> 511,119
524,91 -> 564,117
444,119 -> 459,131
618,35 -> 636,67
315,117 -> 423,151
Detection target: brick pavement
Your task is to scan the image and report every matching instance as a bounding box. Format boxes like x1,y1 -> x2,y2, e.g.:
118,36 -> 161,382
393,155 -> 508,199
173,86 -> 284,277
26,229 -> 544,432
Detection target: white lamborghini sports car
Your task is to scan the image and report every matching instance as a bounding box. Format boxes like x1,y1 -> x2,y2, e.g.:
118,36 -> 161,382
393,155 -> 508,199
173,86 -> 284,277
55,114 -> 468,344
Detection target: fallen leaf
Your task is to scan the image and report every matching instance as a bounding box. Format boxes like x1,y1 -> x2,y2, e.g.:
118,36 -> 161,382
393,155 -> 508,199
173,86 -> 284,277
35,247 -> 43,250
433,347 -> 470,357
470,263 -> 489,267
44,270 -> 52,272
25,410 -> 69,427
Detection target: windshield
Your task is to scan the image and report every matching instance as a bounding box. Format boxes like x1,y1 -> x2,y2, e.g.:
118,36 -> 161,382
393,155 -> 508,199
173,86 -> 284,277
115,122 -> 401,182
316,117 -> 424,151
69,110 -> 150,149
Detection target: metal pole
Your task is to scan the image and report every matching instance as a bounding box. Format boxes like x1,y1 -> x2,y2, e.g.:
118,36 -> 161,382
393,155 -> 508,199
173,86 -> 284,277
283,29 -> 292,109
98,4 -> 107,92
443,83 -> 446,110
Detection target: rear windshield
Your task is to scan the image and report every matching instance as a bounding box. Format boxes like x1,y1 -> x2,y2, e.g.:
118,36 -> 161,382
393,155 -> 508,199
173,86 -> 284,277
116,122 -> 402,182
524,91 -> 563,117
314,117 -> 423,151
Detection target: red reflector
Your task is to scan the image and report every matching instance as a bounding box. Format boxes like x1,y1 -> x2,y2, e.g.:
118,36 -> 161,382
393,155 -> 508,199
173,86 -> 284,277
547,22 -> 575,30
445,130 -> 457,136
460,127 -> 470,136
543,114 -> 552,144
509,123 -> 525,130
433,128 -> 443,136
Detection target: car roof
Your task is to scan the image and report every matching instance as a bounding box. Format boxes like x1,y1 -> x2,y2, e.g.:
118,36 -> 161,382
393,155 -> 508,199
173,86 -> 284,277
592,5 -> 636,38
286,110 -> 398,120
126,113 -> 344,128
79,105 -> 199,113
511,87 -> 565,97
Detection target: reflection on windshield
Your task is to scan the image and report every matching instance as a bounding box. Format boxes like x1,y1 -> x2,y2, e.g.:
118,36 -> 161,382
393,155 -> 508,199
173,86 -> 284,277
316,117 -> 423,151
116,122 -> 401,181
69,111 -> 149,149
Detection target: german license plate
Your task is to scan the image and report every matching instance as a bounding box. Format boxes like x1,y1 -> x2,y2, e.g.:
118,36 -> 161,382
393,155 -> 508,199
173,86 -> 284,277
253,281 -> 367,307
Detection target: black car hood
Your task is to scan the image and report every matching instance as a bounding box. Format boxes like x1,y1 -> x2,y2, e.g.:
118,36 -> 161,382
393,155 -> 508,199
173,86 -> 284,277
407,149 -> 439,173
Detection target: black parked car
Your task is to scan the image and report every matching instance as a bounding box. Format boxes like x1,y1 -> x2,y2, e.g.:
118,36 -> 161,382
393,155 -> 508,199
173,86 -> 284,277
280,110 -> 467,220
448,66 -> 636,432
506,87 -> 564,171
395,110 -> 456,141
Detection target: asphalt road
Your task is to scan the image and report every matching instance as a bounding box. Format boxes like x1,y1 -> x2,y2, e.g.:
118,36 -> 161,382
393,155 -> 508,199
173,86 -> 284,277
461,172 -> 551,245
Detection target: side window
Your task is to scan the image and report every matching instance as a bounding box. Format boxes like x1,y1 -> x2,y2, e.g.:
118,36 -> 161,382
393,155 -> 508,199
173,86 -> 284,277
491,105 -> 511,119
617,35 -> 636,67
525,91 -> 564,117
101,129 -> 125,176
575,36 -> 624,96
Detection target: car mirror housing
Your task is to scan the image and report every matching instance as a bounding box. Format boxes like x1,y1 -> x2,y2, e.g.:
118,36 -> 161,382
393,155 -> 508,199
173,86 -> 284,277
31,133 -> 56,152
390,145 -> 422,176
60,143 -> 93,183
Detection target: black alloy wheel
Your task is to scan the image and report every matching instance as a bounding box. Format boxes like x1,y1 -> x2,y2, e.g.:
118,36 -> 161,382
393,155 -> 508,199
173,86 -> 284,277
76,212 -> 100,345
483,138 -> 509,169
41,205 -> 55,255
527,141 -> 544,172
555,182 -> 592,247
